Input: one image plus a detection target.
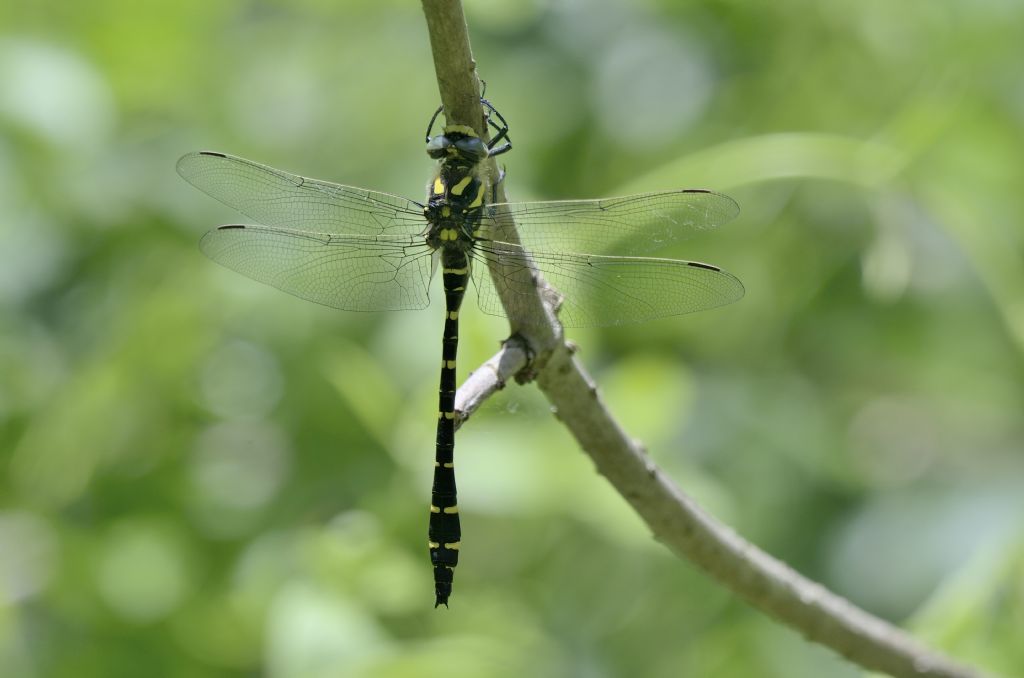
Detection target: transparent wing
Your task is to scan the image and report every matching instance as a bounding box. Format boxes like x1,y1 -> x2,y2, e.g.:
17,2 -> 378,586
483,190 -> 739,256
472,241 -> 744,328
201,225 -> 435,312
177,151 -> 427,237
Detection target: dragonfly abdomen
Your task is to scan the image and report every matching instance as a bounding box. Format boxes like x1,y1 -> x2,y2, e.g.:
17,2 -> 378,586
429,247 -> 470,607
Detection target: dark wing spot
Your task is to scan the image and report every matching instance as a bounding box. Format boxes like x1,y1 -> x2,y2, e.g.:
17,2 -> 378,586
687,261 -> 720,271
199,151 -> 227,158
218,224 -> 247,230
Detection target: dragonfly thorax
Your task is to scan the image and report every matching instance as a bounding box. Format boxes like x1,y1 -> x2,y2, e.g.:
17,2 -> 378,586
424,165 -> 487,252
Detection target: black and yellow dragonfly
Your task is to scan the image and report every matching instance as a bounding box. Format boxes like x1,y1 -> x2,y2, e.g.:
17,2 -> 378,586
177,105 -> 743,607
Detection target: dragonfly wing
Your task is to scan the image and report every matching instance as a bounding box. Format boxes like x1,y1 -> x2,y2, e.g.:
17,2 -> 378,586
483,190 -> 739,256
177,151 -> 427,237
472,241 -> 743,328
202,225 -> 434,312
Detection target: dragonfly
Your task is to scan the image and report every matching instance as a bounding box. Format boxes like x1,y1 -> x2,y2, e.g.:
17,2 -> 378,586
177,101 -> 744,607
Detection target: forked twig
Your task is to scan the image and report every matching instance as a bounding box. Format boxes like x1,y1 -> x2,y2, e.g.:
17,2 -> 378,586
419,2 -> 992,676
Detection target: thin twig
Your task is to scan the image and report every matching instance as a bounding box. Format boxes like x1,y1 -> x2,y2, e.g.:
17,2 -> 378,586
453,335 -> 529,430
419,3 -> 993,677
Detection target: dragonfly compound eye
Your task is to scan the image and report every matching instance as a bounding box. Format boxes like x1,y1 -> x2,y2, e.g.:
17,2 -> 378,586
426,135 -> 452,159
453,137 -> 487,162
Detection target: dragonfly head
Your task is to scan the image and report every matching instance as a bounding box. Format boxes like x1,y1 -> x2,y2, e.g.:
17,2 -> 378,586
426,125 -> 488,166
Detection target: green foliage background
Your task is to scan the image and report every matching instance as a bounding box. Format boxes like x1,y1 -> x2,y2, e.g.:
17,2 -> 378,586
2,1 -> 1022,676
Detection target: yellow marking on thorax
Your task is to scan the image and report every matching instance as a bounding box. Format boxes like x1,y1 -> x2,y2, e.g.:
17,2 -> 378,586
432,177 -> 445,195
450,175 -> 473,196
441,206 -> 451,218
438,228 -> 457,241
468,183 -> 486,208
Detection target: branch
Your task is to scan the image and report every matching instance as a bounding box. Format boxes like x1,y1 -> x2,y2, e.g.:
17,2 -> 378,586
421,0 -> 485,137
420,3 -> 992,677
